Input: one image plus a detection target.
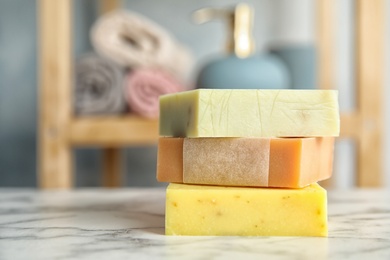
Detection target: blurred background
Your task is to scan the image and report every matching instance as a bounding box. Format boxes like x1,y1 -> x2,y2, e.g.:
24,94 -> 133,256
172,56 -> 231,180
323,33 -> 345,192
0,0 -> 388,188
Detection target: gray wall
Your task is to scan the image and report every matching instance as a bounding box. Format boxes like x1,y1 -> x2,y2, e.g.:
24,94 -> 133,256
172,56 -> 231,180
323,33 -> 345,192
0,0 -> 388,188
0,0 -> 38,186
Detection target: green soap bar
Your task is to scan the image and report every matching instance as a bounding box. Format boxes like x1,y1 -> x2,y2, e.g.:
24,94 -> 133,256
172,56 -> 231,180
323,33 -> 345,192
159,89 -> 339,137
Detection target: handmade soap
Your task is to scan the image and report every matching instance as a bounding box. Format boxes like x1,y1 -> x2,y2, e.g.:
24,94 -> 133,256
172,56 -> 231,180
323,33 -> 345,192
166,183 -> 328,236
156,137 -> 334,188
159,89 -> 339,137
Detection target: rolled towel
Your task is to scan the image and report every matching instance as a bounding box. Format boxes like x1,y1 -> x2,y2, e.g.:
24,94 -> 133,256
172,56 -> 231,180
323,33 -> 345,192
74,54 -> 126,115
124,69 -> 183,118
90,10 -> 193,81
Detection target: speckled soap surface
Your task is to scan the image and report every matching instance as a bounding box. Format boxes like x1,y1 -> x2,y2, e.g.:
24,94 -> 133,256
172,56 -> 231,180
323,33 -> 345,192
0,188 -> 389,259
165,183 -> 328,236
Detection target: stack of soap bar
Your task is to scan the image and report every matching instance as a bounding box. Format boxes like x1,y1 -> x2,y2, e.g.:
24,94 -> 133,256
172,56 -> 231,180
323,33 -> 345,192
157,89 -> 339,237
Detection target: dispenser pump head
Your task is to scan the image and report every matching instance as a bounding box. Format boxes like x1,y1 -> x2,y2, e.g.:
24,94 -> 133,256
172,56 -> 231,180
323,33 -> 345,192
193,3 -> 255,58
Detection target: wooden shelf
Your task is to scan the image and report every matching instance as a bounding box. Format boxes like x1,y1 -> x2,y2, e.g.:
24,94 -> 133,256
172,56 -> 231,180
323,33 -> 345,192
340,113 -> 360,139
38,0 -> 161,188
69,116 -> 159,147
317,0 -> 385,187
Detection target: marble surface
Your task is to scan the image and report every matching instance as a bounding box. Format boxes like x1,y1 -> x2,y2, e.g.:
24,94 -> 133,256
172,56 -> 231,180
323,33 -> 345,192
0,188 -> 390,260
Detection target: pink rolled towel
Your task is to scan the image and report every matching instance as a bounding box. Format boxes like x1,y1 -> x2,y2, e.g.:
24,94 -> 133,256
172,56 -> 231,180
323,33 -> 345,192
124,69 -> 184,118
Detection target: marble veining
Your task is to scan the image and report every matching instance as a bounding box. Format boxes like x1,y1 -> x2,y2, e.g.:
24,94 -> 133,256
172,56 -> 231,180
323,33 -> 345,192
0,188 -> 390,260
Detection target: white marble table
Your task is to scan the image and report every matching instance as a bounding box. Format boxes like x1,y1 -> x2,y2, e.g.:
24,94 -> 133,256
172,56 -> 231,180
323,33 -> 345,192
0,188 -> 389,260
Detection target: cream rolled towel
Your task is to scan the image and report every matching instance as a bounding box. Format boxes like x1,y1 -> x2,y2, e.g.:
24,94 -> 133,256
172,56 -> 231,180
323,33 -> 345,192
124,69 -> 184,118
90,10 -> 193,81
74,54 -> 126,115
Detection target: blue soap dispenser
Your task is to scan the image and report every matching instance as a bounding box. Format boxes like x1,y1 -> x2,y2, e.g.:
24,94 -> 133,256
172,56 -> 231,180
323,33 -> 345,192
193,3 -> 290,90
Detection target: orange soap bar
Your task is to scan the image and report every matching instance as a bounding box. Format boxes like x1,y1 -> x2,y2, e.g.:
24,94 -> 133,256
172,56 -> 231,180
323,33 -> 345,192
156,137 -> 334,188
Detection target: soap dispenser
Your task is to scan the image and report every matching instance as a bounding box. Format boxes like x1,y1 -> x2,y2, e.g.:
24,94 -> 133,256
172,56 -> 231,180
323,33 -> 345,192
193,3 -> 289,89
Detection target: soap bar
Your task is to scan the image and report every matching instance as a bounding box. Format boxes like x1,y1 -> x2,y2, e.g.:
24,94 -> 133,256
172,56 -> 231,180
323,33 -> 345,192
156,137 -> 334,188
159,89 -> 339,137
166,183 -> 328,236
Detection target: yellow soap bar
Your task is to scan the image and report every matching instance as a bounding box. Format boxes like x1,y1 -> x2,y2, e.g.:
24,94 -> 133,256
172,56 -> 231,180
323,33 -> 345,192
166,183 -> 327,237
159,89 -> 339,137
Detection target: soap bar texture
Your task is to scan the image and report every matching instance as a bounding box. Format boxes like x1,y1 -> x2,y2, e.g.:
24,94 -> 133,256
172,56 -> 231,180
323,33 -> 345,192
165,183 -> 328,236
184,138 -> 270,187
159,89 -> 339,137
156,137 -> 334,188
